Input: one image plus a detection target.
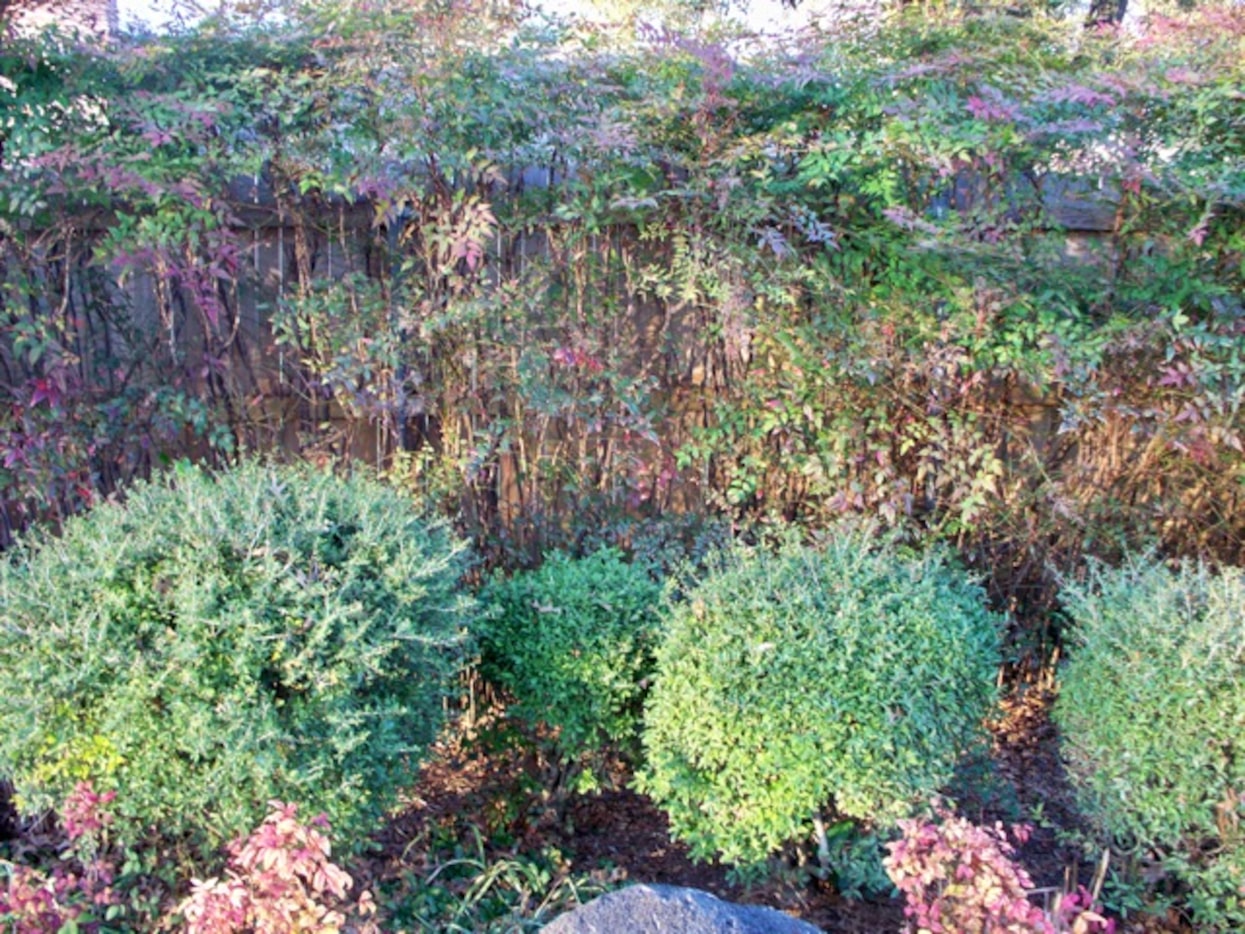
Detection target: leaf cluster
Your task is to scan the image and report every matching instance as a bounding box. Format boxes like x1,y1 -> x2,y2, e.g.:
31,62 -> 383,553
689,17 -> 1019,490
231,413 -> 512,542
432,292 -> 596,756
884,806 -> 1115,934
177,801 -> 378,934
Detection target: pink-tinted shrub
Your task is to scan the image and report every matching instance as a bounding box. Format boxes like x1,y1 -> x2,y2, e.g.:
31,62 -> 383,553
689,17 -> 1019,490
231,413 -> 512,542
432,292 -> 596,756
177,801 -> 377,934
884,807 -> 1114,934
0,781 -> 119,933
3,791 -> 378,934
1055,886 -> 1116,934
62,780 -> 117,848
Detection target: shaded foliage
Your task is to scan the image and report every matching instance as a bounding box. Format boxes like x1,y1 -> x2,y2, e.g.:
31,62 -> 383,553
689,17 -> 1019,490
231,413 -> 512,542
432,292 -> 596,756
479,549 -> 664,794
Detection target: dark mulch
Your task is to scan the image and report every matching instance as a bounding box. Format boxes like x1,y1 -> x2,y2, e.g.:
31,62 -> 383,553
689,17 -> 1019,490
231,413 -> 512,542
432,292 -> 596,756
366,685 -> 1192,933
990,687 -> 1190,934
556,787 -> 898,933
367,708 -> 904,932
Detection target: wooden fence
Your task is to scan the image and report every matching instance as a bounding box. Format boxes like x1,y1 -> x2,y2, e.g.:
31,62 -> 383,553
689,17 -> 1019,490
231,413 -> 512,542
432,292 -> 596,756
0,161 -> 1123,549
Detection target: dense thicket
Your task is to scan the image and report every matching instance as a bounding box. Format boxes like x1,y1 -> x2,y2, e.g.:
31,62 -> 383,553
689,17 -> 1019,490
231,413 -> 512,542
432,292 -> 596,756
2,0 -> 1242,625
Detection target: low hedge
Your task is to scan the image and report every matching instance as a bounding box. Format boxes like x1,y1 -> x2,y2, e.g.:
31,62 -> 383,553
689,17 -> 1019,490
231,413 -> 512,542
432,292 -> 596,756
637,530 -> 1001,871
0,461 -> 474,860
1055,557 -> 1245,930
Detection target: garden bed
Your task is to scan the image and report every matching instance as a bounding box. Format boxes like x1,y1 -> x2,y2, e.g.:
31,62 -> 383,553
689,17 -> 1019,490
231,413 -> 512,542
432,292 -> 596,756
357,684 -> 1188,933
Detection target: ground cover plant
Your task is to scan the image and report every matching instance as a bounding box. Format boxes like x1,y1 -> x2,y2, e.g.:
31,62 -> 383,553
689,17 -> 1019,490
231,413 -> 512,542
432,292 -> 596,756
1054,557 -> 1245,930
2,788 -> 382,933
637,530 -> 1001,878
176,801 -> 379,933
0,461 -> 474,862
884,804 -> 1115,934
0,781 -> 122,933
371,826 -> 612,933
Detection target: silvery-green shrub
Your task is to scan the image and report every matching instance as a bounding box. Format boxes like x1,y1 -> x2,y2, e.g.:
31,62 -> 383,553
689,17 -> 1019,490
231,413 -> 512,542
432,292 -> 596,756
1054,557 -> 1245,931
0,461 -> 473,860
637,531 -> 1000,870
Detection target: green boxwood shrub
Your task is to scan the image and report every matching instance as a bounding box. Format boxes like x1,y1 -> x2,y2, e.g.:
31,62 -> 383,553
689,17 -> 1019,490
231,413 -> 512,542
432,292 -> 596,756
479,548 -> 663,785
0,461 -> 473,860
636,531 -> 1001,870
1054,557 -> 1245,931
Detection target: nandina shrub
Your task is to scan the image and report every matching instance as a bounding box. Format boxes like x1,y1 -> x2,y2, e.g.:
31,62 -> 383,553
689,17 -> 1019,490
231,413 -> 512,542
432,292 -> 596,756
886,810 -> 1047,934
0,461 -> 474,861
576,514 -> 734,584
1054,557 -> 1245,930
0,786 -> 378,933
884,807 -> 1116,934
636,530 -> 1001,871
479,548 -> 663,789
176,801 -> 378,934
0,781 -> 121,934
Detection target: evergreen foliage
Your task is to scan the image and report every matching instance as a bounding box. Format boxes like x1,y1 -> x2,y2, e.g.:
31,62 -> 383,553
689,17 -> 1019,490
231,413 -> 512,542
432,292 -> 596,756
0,461 -> 474,859
480,549 -> 663,785
637,531 -> 1001,869
1055,558 -> 1245,930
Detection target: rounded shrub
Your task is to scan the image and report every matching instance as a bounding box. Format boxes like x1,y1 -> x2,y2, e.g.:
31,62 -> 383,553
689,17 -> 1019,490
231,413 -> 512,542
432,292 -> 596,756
479,548 -> 663,783
636,530 -> 1001,869
0,461 -> 474,860
1053,557 -> 1245,931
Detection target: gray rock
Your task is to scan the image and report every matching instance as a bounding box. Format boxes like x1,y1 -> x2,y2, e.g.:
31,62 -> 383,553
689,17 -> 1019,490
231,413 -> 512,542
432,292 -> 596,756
541,883 -> 825,934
